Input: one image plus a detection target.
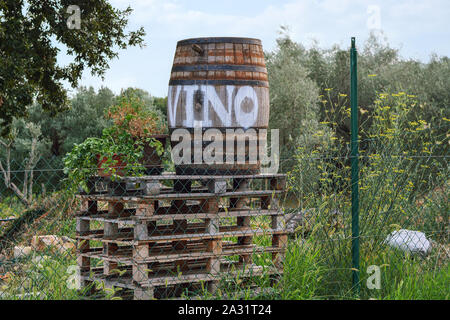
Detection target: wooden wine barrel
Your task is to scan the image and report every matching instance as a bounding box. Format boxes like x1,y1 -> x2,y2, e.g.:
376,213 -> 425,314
168,37 -> 270,175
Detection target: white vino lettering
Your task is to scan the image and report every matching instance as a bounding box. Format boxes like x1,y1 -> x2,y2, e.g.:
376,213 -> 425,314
168,85 -> 260,128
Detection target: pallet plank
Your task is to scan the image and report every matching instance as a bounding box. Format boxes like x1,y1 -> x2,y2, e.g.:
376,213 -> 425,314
77,189 -> 284,202
77,208 -> 284,221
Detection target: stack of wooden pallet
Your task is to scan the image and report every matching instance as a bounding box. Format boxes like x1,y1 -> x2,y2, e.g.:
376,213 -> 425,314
75,173 -> 288,300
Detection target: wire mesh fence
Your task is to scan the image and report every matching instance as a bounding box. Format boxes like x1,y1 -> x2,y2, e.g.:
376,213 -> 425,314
0,143 -> 448,300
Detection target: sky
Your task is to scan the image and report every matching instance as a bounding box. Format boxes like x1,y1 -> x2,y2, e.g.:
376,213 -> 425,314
64,0 -> 450,97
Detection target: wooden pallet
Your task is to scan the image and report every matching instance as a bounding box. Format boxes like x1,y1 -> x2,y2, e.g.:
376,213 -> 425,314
80,262 -> 283,300
81,172 -> 286,196
75,173 -> 288,300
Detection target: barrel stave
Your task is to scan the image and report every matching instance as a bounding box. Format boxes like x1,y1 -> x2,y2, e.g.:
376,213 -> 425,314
168,37 -> 270,175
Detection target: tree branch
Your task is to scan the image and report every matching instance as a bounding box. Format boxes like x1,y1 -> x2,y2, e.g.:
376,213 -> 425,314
0,135 -> 32,207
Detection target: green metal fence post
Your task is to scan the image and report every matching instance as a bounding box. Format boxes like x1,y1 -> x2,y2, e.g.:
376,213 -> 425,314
350,37 -> 360,296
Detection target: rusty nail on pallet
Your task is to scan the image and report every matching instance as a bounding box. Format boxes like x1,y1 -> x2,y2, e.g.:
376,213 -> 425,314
75,37 -> 289,300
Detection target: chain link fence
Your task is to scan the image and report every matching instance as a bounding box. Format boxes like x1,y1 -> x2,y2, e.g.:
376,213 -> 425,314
0,140 -> 448,300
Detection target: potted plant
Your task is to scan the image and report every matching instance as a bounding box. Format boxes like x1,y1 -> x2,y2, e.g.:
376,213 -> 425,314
64,96 -> 167,193
106,95 -> 168,175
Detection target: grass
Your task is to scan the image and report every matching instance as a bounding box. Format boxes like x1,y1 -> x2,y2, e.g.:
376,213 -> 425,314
191,235 -> 448,300
0,165 -> 447,300
0,105 -> 448,300
0,202 -> 448,300
359,248 -> 449,300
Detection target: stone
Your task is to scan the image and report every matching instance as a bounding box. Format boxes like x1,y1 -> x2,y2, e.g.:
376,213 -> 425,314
285,211 -> 306,234
384,229 -> 432,256
284,209 -> 318,235
13,246 -> 32,259
31,235 -> 76,254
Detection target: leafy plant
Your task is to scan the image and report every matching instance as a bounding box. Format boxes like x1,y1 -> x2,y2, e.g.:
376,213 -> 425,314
63,96 -> 166,192
106,95 -> 167,137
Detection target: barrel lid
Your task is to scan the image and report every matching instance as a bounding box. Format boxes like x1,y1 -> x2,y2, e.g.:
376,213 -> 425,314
177,37 -> 262,46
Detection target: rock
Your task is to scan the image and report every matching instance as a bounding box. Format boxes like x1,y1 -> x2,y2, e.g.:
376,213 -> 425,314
13,246 -> 32,259
285,208 -> 344,236
384,229 -> 431,256
285,209 -> 314,235
32,255 -> 51,269
285,211 -> 305,234
31,235 -> 76,254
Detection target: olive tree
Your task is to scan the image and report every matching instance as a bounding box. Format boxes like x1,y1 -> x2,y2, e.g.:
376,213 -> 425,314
266,31 -> 321,159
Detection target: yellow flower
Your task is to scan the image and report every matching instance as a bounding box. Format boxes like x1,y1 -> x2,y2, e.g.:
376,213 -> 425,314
368,74 -> 377,77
